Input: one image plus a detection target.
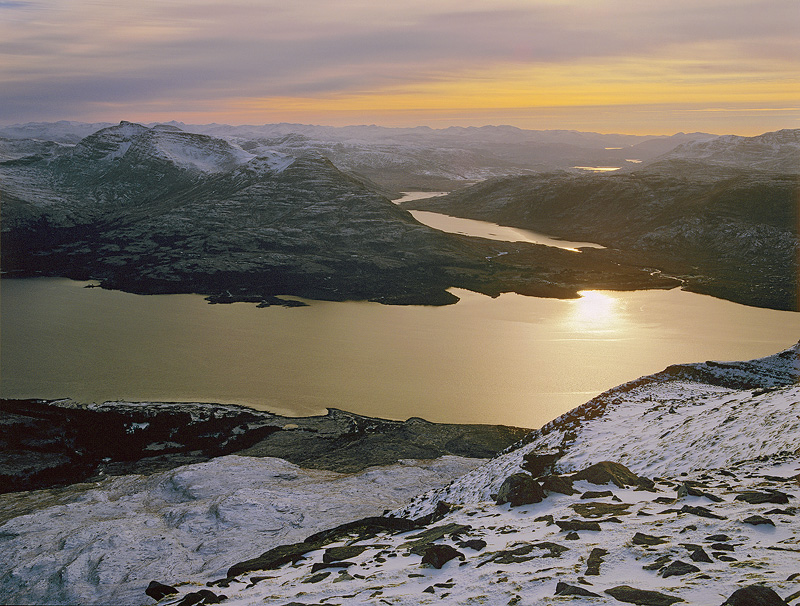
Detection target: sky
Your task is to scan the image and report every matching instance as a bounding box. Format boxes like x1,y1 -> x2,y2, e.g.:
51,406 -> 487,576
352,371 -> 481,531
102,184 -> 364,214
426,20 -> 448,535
1,0 -> 798,135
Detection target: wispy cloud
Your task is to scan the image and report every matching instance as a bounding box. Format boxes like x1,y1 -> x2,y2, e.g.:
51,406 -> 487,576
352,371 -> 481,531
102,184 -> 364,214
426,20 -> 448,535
0,0 -> 797,133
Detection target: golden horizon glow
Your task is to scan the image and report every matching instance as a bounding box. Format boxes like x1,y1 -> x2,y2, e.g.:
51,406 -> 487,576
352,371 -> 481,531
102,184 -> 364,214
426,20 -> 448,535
1,0 -> 798,135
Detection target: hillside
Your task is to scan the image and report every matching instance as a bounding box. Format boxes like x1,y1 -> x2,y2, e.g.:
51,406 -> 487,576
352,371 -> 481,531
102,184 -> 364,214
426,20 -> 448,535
137,344 -> 798,606
403,130 -> 800,311
0,122 -> 677,306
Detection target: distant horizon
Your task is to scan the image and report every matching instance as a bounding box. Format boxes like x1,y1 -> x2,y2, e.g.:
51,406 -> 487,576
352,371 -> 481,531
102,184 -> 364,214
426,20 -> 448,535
10,116 -> 800,139
2,2 -> 797,138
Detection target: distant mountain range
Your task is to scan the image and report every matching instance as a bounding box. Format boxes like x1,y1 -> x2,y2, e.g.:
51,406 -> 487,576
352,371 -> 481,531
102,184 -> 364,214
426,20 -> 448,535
0,120 -> 716,190
404,129 -> 799,310
1,121 -> 675,306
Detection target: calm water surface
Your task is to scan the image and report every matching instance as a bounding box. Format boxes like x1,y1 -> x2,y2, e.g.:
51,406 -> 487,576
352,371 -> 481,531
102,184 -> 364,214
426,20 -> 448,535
2,277 -> 796,428
398,192 -> 604,251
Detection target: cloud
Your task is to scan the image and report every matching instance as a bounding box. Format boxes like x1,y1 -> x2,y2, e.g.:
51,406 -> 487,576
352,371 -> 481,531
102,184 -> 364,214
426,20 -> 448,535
0,0 -> 797,131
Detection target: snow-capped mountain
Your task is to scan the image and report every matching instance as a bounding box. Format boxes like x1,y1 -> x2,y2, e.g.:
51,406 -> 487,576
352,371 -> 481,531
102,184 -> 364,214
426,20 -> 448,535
646,129 -> 800,174
0,120 -> 716,191
75,343 -> 797,606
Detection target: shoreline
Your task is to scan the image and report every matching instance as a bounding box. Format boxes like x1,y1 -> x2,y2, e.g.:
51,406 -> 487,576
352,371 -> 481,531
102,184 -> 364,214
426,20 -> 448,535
0,398 -> 532,494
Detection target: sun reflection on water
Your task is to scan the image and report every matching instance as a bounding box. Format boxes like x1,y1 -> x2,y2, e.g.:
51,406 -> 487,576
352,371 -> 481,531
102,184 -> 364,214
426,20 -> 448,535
568,290 -> 623,334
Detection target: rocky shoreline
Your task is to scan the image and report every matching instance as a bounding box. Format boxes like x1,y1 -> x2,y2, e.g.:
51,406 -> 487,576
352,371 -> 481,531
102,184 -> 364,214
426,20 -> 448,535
0,398 -> 530,494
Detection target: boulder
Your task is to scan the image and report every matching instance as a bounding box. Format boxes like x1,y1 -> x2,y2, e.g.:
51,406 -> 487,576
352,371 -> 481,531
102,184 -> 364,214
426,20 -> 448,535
721,585 -> 789,606
660,560 -> 700,578
145,581 -> 178,601
605,585 -> 684,605
496,473 -> 545,507
421,544 -> 463,569
572,462 -> 654,490
735,491 -> 790,505
556,582 -> 601,597
541,474 -> 578,495
586,548 -> 608,575
521,450 -> 561,476
632,532 -> 668,546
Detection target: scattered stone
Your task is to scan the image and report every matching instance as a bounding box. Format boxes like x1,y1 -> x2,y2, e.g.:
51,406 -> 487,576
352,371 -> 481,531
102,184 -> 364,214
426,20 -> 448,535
458,539 -> 487,551
496,473 -> 545,506
534,514 -> 555,525
721,584 -> 790,606
642,556 -> 672,571
735,491 -> 791,505
302,571 -> 331,584
227,542 -> 318,577
586,548 -> 608,575
660,560 -> 700,578
581,490 -> 614,499
632,533 -> 669,546
423,586 -> 435,594
146,581 -> 178,601
678,505 -> 726,520
571,502 -> 632,518
716,555 -> 737,562
743,515 -> 775,526
654,497 -> 676,504
556,582 -> 601,597
677,484 -> 689,498
421,544 -> 463,569
705,534 -> 731,542
404,523 -> 471,550
176,590 -> 226,606
605,585 -> 684,605
689,548 -> 713,563
565,532 -> 581,540
478,542 -> 569,567
541,474 -> 578,495
556,519 -> 602,532
711,543 -> 735,552
323,545 -> 367,563
310,561 -> 354,573
573,462 -> 655,490
521,450 -> 561,476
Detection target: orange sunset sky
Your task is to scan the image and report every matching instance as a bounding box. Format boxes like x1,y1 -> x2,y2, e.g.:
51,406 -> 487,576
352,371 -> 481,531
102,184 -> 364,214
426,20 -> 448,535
1,0 -> 798,135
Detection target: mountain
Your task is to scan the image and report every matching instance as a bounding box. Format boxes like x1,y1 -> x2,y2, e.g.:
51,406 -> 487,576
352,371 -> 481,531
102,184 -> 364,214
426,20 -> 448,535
645,129 -> 800,174
2,345 -> 794,605
1,121 -> 677,306
402,130 -> 800,311
0,120 -> 716,191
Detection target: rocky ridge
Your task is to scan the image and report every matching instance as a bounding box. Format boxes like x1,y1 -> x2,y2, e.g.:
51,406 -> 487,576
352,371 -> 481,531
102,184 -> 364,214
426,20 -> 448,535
135,344 -> 800,606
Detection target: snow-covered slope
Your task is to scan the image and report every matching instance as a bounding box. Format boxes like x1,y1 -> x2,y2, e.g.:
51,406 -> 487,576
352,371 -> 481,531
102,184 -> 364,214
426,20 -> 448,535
0,456 -> 483,606
145,344 -> 799,606
647,129 -> 800,173
398,344 -> 799,516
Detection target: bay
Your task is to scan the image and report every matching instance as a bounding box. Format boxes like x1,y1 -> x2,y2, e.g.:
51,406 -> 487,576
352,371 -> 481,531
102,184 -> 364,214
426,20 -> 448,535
1,276 -> 796,428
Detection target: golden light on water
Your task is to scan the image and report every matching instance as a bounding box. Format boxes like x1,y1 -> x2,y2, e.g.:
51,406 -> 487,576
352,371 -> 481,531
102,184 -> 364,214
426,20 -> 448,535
568,290 -> 623,334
